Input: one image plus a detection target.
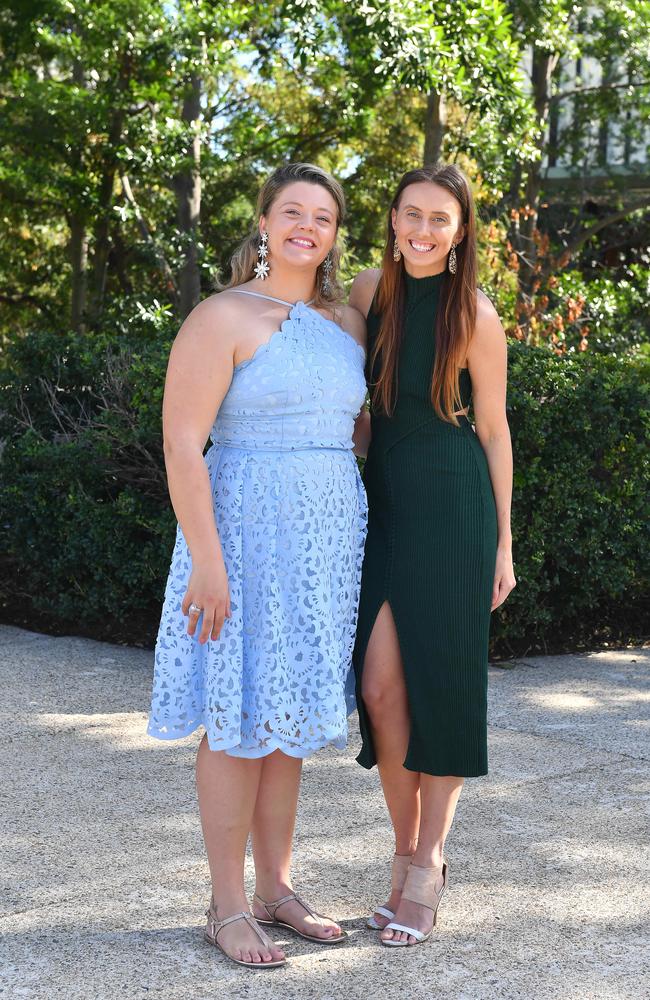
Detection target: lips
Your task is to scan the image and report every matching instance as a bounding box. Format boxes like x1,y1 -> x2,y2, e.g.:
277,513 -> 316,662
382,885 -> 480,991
409,239 -> 435,253
288,237 -> 317,249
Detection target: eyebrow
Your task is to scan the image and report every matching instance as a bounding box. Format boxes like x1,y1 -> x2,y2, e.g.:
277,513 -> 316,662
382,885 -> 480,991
402,204 -> 451,217
280,200 -> 334,214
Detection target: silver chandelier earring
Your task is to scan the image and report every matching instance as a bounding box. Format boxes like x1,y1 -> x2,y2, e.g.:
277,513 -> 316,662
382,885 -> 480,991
321,252 -> 334,295
448,242 -> 458,274
254,230 -> 270,280
393,234 -> 401,262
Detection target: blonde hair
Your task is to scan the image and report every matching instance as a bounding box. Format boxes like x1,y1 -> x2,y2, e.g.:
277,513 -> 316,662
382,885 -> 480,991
219,163 -> 346,306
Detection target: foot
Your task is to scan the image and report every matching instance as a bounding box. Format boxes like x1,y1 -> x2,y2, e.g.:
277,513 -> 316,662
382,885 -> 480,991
208,901 -> 286,965
371,888 -> 402,929
380,897 -> 433,945
253,888 -> 343,941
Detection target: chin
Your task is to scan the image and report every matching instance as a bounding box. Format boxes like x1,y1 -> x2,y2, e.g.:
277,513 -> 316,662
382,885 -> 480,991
403,251 -> 446,270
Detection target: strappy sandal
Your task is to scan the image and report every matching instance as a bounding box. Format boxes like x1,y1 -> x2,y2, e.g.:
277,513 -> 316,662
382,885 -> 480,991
382,860 -> 448,947
204,900 -> 287,968
367,852 -> 412,929
253,891 -> 347,945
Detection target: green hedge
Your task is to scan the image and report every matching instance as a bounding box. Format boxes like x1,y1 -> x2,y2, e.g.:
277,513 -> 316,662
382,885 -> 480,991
0,331 -> 648,652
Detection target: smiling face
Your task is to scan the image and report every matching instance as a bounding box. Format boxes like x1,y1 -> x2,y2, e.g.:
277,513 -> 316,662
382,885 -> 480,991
392,181 -> 465,276
260,180 -> 338,271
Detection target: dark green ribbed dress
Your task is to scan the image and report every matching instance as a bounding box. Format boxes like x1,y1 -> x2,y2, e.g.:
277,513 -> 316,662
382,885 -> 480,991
353,270 -> 497,777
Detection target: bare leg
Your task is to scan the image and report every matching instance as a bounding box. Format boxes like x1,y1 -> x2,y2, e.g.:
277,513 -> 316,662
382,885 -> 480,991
361,602 -> 421,926
381,773 -> 463,944
250,750 -> 342,939
195,734 -> 285,964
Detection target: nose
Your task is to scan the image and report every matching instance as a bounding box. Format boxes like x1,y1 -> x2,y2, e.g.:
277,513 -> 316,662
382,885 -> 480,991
298,215 -> 315,231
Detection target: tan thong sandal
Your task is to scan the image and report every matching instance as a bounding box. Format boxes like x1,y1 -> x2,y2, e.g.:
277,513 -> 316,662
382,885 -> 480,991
382,860 -> 448,947
367,852 -> 412,929
204,900 -> 286,968
254,891 -> 347,945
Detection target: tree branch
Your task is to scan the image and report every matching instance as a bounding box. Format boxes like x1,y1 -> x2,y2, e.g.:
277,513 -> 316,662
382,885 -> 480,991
557,199 -> 650,260
119,173 -> 179,306
552,79 -> 650,102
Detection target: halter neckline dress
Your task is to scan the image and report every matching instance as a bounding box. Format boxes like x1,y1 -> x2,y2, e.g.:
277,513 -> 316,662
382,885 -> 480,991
148,289 -> 368,758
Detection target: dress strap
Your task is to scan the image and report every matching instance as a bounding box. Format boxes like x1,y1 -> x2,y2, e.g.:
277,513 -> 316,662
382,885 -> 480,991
230,288 -> 314,307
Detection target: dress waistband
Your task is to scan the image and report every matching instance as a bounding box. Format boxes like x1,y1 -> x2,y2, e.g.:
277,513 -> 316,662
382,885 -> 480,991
211,442 -> 352,455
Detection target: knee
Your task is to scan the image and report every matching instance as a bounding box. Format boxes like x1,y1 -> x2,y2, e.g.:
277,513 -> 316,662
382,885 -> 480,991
361,678 -> 394,721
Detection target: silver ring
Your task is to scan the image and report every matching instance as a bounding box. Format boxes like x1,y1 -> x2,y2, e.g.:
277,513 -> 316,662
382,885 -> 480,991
188,603 -> 203,615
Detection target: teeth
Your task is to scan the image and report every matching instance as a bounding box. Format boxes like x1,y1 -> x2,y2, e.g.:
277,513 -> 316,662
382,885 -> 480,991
410,240 -> 434,252
290,238 -> 315,248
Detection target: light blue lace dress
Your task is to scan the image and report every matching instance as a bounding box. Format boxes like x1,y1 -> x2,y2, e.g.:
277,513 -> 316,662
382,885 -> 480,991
148,290 -> 368,758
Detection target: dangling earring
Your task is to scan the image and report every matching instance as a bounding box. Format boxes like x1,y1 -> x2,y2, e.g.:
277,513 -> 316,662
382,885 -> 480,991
254,230 -> 270,280
448,242 -> 457,274
321,251 -> 334,295
393,234 -> 401,262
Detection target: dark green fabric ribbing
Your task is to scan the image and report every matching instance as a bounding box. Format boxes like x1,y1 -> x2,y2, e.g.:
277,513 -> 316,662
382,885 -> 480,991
353,270 -> 497,777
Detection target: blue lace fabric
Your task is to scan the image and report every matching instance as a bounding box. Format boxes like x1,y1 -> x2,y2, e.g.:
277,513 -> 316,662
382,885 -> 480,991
148,300 -> 368,757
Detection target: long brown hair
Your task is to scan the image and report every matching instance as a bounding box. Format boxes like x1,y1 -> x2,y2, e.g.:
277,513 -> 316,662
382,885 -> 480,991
219,162 -> 346,306
371,164 -> 477,424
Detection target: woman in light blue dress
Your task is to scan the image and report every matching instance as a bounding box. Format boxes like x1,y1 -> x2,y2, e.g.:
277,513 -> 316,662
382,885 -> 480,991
148,163 -> 367,968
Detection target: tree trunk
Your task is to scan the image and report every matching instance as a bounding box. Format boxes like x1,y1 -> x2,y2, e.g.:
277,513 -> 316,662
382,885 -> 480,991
69,56 -> 87,333
511,47 -> 559,342
423,89 -> 446,165
69,214 -> 88,333
173,59 -> 203,320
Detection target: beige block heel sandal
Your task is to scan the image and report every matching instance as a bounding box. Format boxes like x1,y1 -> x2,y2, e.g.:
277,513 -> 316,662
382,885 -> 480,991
381,860 -> 448,947
367,852 -> 412,930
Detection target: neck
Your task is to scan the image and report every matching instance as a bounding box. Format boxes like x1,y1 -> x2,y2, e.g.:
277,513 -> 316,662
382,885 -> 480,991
249,263 -> 317,303
403,261 -> 446,278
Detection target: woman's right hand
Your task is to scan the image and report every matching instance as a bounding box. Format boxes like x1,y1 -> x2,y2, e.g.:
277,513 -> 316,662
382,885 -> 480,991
182,560 -> 231,644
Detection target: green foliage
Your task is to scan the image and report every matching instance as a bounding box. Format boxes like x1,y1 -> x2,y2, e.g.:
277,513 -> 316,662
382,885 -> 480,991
494,343 -> 649,653
550,265 -> 650,355
0,315 -> 176,643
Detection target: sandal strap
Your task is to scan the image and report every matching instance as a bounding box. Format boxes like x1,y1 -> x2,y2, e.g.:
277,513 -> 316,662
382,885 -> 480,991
391,853 -> 412,892
254,891 -> 323,928
385,920 -> 427,942
206,906 -> 273,948
401,861 -> 448,911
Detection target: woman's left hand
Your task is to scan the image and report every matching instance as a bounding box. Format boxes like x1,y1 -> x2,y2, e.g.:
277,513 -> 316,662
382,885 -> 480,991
491,547 -> 516,611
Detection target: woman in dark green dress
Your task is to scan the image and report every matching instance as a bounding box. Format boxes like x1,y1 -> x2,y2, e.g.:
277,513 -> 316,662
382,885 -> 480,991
350,164 -> 516,948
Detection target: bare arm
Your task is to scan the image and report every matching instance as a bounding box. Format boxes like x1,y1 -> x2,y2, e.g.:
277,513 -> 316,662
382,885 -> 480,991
349,267 -> 381,319
162,295 -> 238,643
467,291 -> 516,611
347,271 -> 380,458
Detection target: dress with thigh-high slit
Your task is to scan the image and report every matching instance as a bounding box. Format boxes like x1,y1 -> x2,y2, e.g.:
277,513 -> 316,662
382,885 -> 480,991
353,270 -> 497,777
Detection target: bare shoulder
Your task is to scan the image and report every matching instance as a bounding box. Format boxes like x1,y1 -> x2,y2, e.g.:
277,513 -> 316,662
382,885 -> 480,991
337,303 -> 366,349
470,288 -> 506,355
174,291 -> 242,350
349,268 -> 382,318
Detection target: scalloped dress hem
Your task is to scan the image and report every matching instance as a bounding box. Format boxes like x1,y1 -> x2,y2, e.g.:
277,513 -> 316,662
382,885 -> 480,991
146,718 -> 348,759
